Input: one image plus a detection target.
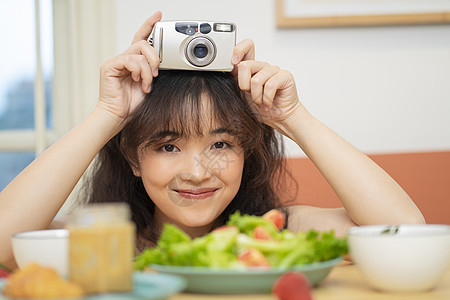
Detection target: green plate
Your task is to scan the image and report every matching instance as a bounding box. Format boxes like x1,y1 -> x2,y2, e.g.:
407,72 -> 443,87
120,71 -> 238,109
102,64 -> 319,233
0,272 -> 186,300
150,257 -> 342,294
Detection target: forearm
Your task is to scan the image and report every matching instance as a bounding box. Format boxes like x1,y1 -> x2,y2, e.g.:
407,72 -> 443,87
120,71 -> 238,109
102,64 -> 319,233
0,106 -> 122,265
278,107 -> 425,226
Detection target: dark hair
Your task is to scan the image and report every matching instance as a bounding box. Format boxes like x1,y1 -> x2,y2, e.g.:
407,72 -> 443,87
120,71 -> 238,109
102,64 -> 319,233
83,71 -> 295,248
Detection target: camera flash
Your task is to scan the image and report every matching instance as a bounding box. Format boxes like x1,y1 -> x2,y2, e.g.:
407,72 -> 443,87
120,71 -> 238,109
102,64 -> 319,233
214,23 -> 234,32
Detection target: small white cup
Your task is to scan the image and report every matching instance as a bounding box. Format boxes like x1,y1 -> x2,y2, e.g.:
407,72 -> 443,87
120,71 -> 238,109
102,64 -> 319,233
349,224 -> 450,292
12,229 -> 69,277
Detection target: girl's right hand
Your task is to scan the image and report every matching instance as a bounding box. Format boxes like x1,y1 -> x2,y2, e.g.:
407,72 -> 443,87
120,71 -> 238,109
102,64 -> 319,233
98,11 -> 162,124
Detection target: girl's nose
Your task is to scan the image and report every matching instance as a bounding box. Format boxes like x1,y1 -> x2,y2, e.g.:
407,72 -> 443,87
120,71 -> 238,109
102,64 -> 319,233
178,152 -> 213,182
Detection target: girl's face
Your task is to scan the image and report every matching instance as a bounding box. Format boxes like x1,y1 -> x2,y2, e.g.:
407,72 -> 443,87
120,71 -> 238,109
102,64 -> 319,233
133,123 -> 245,238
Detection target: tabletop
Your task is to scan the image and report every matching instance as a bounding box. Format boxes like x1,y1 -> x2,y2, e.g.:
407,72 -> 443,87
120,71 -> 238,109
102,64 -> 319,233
172,261 -> 450,300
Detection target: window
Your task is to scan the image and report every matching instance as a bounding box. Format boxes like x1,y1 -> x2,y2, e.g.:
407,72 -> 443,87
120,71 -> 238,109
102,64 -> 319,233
0,0 -> 53,190
0,0 -> 117,193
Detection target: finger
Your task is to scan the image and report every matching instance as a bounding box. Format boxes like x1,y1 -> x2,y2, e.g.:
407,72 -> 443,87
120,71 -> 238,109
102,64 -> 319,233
111,55 -> 150,89
127,57 -> 143,83
231,39 -> 255,77
263,70 -> 293,107
125,40 -> 160,77
136,41 -> 160,77
109,55 -> 143,82
250,65 -> 281,107
131,11 -> 162,44
232,39 -> 255,65
134,55 -> 154,93
237,60 -> 269,92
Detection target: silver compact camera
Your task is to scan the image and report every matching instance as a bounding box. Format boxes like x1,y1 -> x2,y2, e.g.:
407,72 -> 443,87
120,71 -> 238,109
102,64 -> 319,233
148,21 -> 236,71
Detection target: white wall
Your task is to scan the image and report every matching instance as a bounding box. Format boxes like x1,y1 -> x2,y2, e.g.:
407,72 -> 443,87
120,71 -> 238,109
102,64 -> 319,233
115,0 -> 450,157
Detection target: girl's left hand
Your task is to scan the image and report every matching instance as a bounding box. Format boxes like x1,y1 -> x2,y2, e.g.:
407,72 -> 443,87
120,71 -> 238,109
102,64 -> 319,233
236,60 -> 303,131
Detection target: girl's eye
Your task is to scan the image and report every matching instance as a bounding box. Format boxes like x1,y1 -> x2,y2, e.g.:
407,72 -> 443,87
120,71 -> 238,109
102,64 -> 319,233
160,144 -> 179,153
211,142 -> 228,150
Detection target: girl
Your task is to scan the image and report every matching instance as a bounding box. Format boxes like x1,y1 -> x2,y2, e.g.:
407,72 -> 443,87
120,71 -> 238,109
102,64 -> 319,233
0,11 -> 424,268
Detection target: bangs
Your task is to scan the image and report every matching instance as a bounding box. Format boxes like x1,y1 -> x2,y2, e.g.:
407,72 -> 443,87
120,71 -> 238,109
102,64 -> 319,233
121,71 -> 265,165
145,73 -> 229,140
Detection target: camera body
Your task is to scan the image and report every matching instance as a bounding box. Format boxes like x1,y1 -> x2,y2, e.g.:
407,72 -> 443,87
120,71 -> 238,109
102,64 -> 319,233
148,21 -> 236,72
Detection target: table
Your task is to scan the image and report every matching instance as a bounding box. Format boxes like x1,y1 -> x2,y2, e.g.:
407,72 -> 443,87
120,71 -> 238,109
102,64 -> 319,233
173,261 -> 450,300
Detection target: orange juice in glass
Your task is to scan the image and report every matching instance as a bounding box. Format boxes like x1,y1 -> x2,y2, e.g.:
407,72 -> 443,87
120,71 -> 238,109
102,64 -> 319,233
67,203 -> 135,294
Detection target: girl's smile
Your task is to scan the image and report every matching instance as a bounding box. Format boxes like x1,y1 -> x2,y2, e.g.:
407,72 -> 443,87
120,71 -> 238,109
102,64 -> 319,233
173,187 -> 219,200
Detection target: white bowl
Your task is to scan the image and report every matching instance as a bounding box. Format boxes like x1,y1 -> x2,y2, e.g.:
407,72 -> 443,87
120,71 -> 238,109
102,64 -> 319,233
348,224 -> 450,292
11,229 -> 69,277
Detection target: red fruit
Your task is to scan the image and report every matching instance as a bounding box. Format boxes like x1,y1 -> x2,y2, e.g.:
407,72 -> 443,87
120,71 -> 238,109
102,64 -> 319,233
263,209 -> 285,230
238,249 -> 270,267
0,268 -> 10,278
253,226 -> 272,240
273,271 -> 313,300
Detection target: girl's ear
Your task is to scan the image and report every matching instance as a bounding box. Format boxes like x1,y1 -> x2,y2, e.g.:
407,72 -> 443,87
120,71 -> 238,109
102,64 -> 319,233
131,165 -> 141,177
119,134 -> 141,177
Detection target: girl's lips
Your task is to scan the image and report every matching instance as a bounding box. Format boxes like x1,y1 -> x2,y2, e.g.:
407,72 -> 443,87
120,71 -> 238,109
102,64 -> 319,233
174,188 -> 218,200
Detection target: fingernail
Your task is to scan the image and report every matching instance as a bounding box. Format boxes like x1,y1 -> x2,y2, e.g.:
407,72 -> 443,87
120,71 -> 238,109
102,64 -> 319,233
232,55 -> 239,64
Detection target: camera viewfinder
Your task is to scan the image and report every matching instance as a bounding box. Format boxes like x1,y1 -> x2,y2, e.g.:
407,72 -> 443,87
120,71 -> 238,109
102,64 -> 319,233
214,23 -> 234,32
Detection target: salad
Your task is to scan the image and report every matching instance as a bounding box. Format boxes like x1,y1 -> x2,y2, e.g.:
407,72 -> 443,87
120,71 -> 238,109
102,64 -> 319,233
134,209 -> 348,270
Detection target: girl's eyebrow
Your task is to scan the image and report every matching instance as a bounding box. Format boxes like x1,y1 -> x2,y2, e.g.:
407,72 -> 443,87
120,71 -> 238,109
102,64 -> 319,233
210,127 -> 234,135
154,130 -> 180,139
153,128 -> 233,140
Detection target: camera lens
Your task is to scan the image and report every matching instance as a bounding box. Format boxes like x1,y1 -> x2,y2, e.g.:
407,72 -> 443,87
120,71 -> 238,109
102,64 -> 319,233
193,44 -> 208,58
185,37 -> 216,67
